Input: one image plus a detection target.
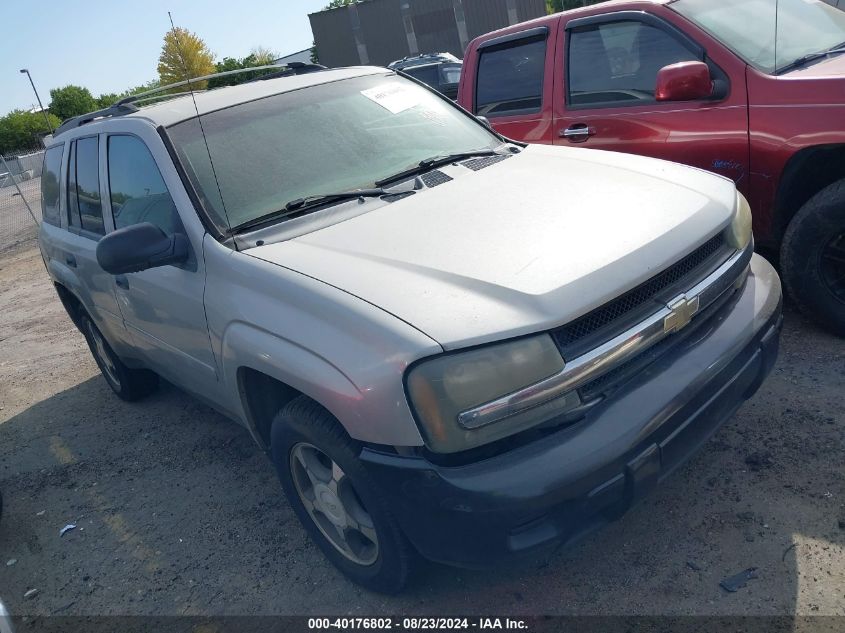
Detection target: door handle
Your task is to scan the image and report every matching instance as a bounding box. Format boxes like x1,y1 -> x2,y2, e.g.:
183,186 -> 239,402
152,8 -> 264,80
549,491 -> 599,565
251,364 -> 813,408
115,275 -> 129,290
65,254 -> 77,268
560,125 -> 597,141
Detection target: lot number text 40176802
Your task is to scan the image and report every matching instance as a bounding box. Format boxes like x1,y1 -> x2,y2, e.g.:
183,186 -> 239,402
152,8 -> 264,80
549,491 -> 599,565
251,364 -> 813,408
308,617 -> 529,630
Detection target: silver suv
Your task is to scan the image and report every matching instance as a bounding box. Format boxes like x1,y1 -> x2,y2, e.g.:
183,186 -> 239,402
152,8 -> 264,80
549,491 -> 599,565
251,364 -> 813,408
38,66 -> 782,593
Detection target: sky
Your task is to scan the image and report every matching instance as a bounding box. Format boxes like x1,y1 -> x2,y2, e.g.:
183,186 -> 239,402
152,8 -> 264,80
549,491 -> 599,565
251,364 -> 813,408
0,0 -> 330,115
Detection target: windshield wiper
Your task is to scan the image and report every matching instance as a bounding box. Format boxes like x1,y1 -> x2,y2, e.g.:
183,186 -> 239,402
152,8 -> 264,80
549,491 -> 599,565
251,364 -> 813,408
231,188 -> 387,233
777,44 -> 845,74
374,149 -> 501,187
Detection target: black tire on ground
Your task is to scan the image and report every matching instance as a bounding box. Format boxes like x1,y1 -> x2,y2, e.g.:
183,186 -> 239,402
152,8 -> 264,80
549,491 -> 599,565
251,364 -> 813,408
80,314 -> 159,401
780,179 -> 845,337
270,396 -> 413,593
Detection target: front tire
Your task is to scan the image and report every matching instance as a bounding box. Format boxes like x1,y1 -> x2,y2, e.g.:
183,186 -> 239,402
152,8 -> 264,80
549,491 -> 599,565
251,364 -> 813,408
270,396 -> 413,593
781,179 -> 845,337
80,314 -> 158,401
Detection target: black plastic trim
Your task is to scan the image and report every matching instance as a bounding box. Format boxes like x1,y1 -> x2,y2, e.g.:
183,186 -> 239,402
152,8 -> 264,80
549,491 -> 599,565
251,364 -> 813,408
477,26 -> 550,52
565,10 -> 703,58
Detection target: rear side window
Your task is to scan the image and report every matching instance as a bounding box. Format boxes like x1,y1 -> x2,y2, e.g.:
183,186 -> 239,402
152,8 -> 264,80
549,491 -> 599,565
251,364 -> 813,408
41,145 -> 64,226
568,20 -> 699,107
107,135 -> 181,236
475,35 -> 547,117
67,137 -> 105,235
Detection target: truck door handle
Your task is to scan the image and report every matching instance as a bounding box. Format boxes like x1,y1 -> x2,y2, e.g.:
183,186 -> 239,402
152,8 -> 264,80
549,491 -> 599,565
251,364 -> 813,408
65,254 -> 77,268
115,275 -> 129,290
560,124 -> 596,141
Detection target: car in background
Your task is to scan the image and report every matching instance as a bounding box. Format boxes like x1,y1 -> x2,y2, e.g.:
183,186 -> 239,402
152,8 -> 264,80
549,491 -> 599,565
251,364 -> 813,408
387,52 -> 460,70
458,0 -> 845,336
388,53 -> 462,99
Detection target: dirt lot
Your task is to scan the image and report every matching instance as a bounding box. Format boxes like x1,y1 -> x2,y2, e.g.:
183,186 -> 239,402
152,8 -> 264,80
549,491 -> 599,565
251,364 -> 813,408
0,241 -> 843,618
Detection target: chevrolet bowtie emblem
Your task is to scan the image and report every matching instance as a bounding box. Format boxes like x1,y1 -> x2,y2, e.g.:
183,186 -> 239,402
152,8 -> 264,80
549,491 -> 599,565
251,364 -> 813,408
664,295 -> 700,333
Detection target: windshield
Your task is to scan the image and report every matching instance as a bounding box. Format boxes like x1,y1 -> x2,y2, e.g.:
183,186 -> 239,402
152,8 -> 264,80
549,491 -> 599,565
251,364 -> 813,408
167,74 -> 498,230
672,0 -> 845,74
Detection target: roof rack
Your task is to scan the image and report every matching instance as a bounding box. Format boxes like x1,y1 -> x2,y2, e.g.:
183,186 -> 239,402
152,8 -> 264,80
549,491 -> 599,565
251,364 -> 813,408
54,103 -> 140,136
54,62 -> 326,136
115,62 -> 325,107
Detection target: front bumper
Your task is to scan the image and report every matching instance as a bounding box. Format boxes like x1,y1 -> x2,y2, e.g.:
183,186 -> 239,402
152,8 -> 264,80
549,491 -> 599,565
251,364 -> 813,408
361,254 -> 782,567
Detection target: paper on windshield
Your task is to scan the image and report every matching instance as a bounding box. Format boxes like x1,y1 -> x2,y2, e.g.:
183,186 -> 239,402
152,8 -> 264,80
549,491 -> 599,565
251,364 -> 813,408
361,84 -> 422,114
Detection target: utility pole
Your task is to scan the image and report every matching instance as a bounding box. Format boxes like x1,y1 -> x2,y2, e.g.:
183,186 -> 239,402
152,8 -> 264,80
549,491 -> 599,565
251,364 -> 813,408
19,68 -> 53,134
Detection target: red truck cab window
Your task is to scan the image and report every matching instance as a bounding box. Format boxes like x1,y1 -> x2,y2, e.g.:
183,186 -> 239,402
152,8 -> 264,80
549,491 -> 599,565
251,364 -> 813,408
475,31 -> 548,117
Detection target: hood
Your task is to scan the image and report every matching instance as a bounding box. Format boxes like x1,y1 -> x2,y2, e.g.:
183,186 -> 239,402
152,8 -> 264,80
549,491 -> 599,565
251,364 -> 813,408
785,53 -> 845,78
247,144 -> 737,350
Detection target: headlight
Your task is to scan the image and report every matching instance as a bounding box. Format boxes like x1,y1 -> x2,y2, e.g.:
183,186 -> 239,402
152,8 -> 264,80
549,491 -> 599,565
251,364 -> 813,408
727,191 -> 753,249
406,334 -> 581,453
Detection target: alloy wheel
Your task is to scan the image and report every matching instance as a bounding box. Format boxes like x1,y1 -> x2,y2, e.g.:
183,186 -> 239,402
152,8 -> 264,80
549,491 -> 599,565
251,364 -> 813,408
290,442 -> 379,566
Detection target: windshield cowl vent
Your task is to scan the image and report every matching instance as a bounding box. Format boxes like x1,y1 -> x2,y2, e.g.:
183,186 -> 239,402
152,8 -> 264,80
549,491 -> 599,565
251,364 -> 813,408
462,154 -> 510,171
420,170 -> 453,188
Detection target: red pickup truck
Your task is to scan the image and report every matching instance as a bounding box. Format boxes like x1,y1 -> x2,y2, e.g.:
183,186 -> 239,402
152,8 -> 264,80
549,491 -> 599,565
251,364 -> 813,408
458,0 -> 845,335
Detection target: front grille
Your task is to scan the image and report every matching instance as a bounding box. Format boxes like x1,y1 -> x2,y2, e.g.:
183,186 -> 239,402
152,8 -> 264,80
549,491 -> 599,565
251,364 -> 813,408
552,233 -> 728,357
578,280 -> 741,400
462,155 -> 509,171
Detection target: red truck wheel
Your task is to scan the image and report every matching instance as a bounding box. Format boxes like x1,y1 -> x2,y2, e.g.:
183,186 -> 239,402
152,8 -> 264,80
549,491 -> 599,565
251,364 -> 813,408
781,179 -> 845,337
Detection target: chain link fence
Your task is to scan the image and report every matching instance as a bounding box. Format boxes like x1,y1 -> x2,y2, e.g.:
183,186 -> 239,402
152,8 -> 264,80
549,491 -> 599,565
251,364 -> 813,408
0,150 -> 43,252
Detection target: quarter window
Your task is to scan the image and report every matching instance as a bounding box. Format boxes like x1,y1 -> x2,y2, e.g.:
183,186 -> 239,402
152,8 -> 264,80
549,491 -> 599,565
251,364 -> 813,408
475,35 -> 547,117
67,137 -> 105,235
41,145 -> 64,226
107,135 -> 181,236
568,21 -> 700,107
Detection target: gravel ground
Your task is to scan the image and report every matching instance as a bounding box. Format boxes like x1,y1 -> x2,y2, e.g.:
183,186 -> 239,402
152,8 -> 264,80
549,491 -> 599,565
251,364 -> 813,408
0,242 -> 843,618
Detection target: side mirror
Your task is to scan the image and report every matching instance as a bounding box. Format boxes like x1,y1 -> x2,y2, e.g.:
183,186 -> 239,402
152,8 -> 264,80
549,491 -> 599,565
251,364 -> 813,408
96,222 -> 189,275
476,115 -> 492,129
655,61 -> 714,102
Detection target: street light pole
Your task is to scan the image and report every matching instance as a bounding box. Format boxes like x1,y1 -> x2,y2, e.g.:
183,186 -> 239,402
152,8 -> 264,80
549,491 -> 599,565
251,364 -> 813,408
19,69 -> 53,134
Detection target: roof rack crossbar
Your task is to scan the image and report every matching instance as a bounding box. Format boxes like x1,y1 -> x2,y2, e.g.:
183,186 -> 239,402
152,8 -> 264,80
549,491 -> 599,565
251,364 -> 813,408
129,90 -> 208,105
53,62 -> 326,136
116,62 -> 326,106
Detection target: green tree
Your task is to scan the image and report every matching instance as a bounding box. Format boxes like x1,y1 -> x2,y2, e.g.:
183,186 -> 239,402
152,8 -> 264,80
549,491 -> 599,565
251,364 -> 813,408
206,50 -> 278,89
0,109 -> 62,154
123,79 -> 162,97
250,46 -> 277,65
157,27 -> 216,89
96,93 -> 121,109
207,57 -> 243,89
48,85 -> 97,122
